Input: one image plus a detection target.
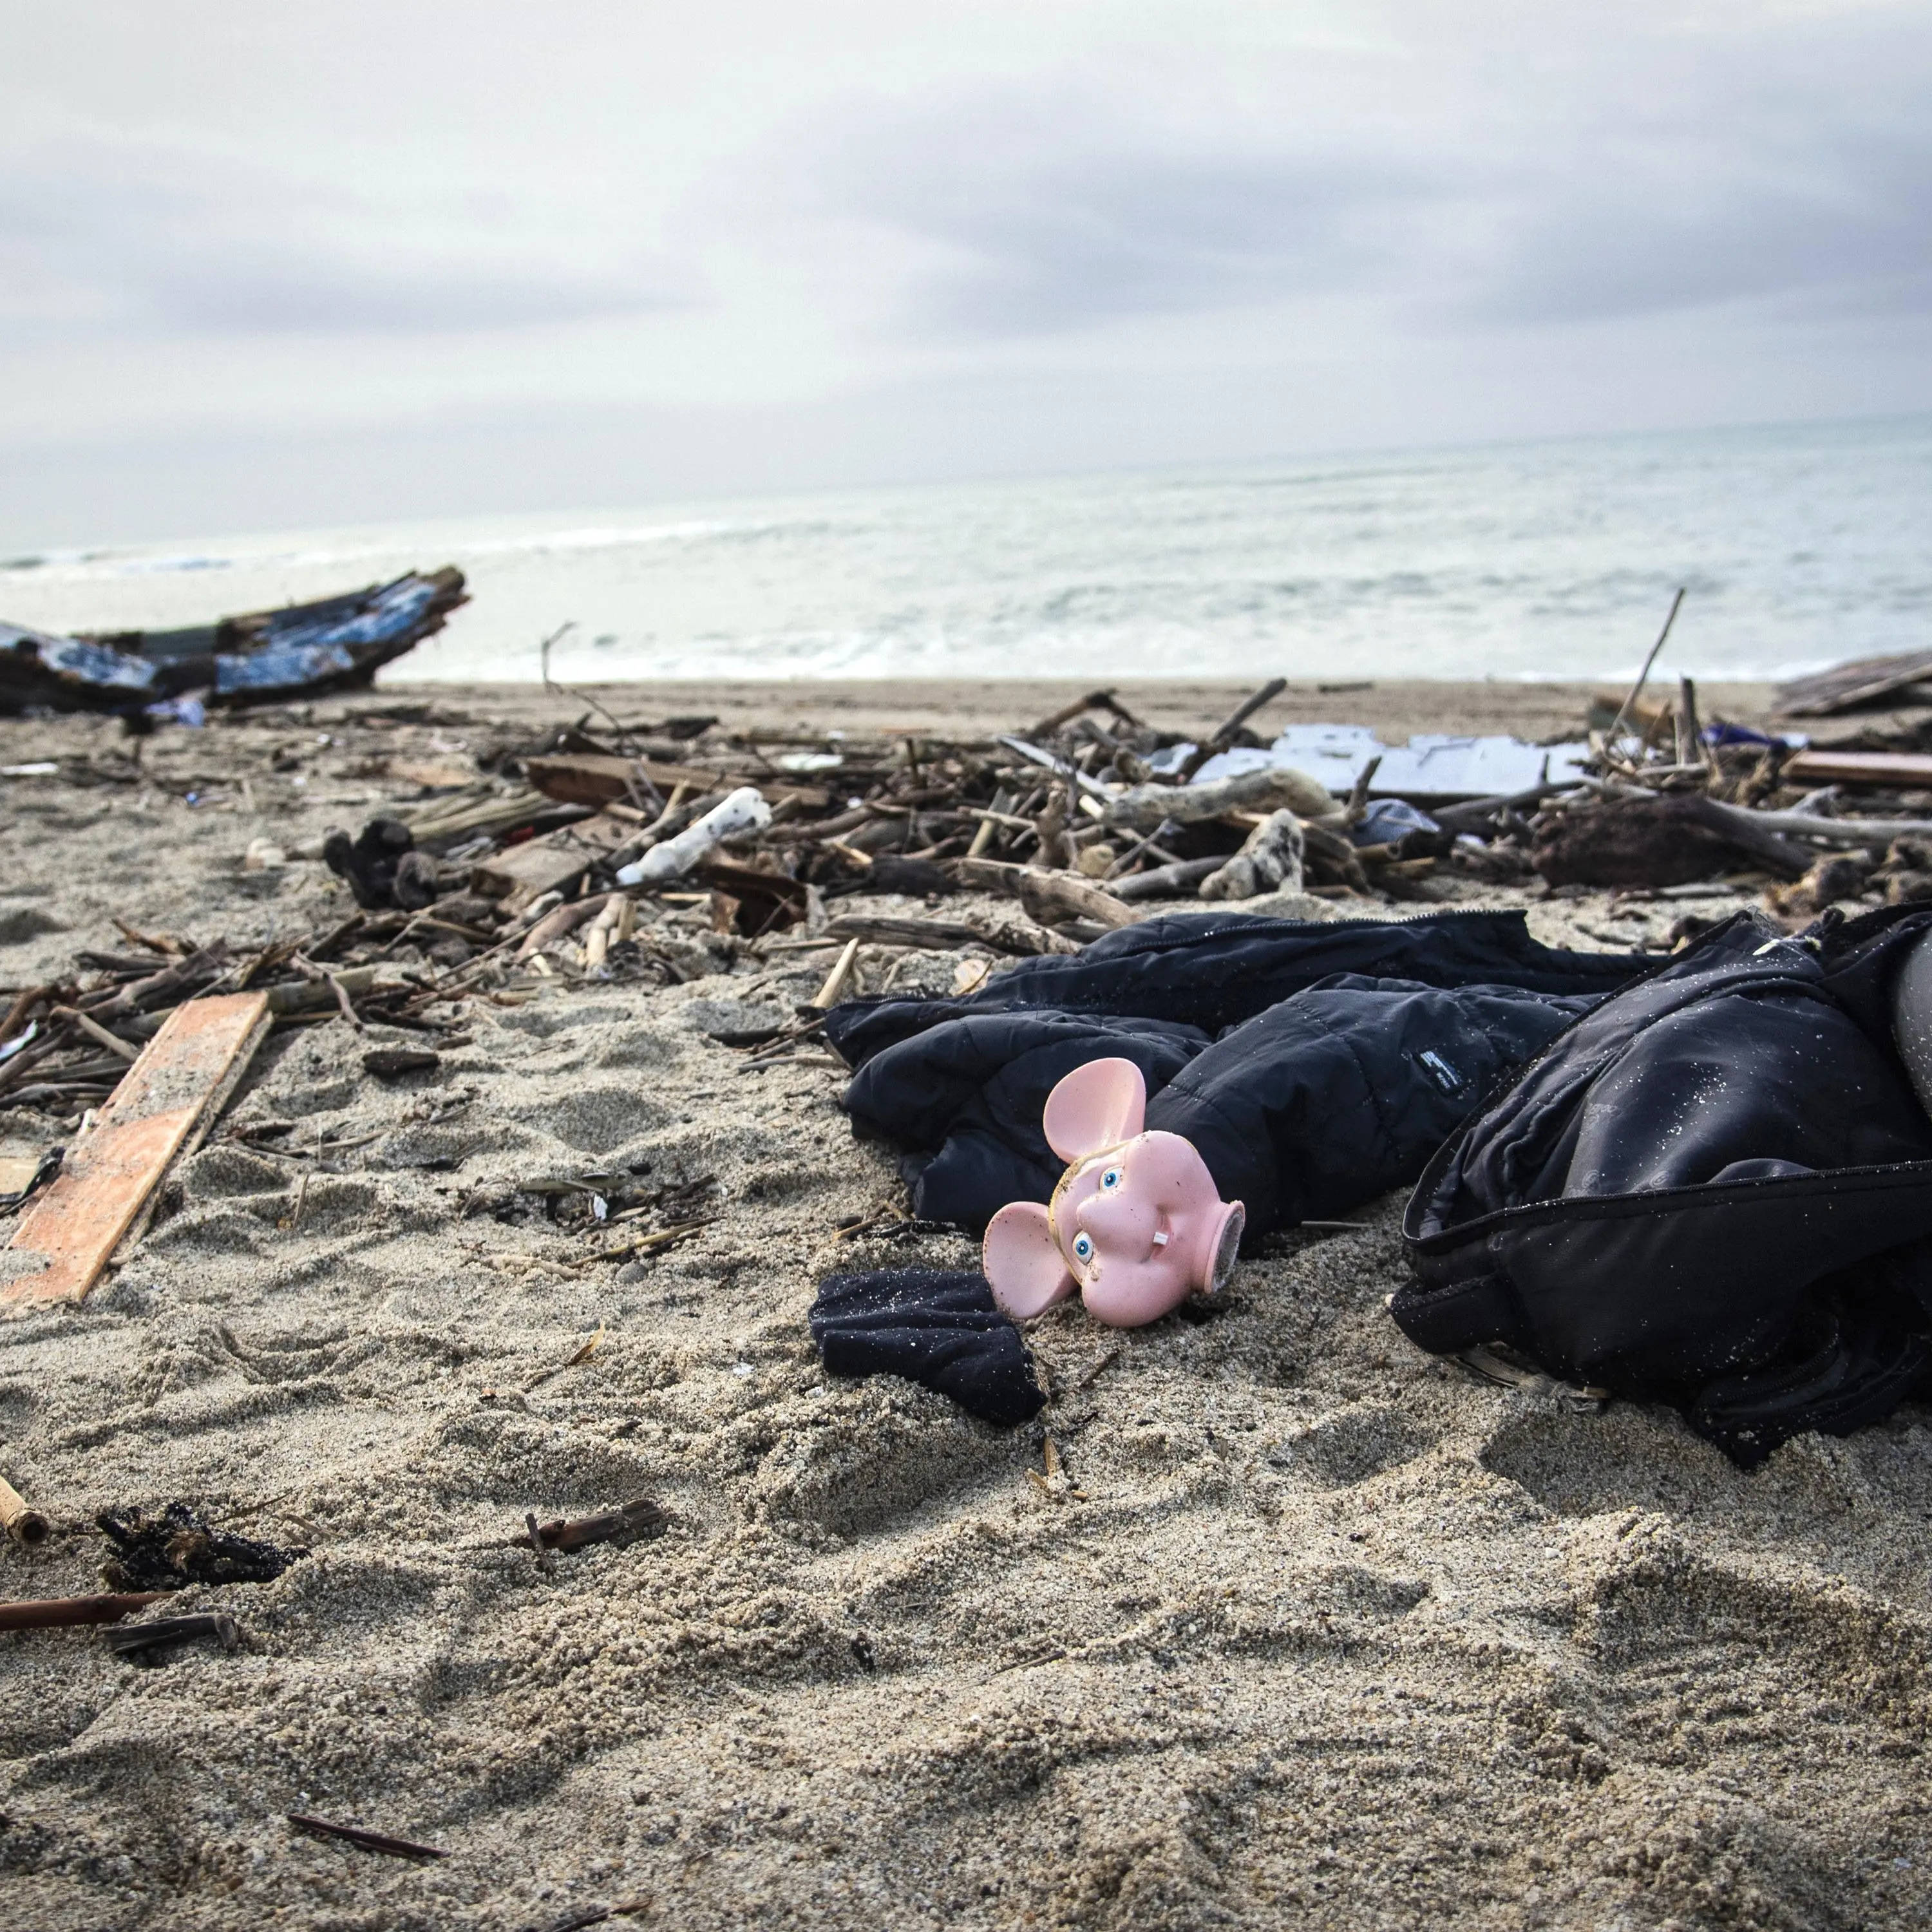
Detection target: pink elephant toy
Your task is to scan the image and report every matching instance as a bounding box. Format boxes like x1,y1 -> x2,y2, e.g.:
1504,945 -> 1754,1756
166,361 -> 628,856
982,1057 -> 1245,1327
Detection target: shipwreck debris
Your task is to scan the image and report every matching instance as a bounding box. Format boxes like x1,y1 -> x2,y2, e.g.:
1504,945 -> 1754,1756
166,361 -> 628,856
1776,649 -> 1932,718
0,569 -> 466,715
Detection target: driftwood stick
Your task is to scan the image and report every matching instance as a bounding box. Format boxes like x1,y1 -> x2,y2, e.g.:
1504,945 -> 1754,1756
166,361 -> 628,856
1676,676 -> 1705,769
582,897 -> 624,972
515,894 -> 612,963
810,938 -> 861,1009
0,1474 -> 50,1546
1207,676 -> 1288,746
0,1591 -> 168,1631
0,985 -> 53,1049
52,1007 -> 141,1063
1430,781 -> 1581,835
110,918 -> 182,956
1344,753 -> 1383,826
1103,817 -> 1181,880
514,1497 -> 666,1553
1700,807 -> 1932,846
1176,677 -> 1289,782
102,1611 -> 239,1656
1028,690 -> 1121,739
287,1814 -> 448,1861
1108,857 -> 1223,901
1605,588 -> 1687,750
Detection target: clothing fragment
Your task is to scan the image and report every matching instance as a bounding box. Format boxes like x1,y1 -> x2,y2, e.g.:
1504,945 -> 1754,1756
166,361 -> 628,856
810,1269 -> 1045,1426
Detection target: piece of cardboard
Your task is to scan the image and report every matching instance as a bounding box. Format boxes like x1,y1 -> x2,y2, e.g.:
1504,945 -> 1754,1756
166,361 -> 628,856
3,991 -> 271,1314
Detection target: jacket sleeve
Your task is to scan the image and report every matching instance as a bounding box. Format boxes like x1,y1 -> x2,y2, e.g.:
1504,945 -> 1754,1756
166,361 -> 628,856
1146,976 -> 1594,1231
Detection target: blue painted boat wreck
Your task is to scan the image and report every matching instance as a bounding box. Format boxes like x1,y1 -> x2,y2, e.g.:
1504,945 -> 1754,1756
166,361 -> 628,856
0,567 -> 466,714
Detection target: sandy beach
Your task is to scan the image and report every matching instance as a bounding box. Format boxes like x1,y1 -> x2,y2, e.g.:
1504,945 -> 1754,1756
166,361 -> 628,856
1,677 -> 1927,1932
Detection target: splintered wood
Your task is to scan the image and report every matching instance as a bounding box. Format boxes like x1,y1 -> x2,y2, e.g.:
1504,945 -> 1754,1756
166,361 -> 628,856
3,991 -> 271,1315
470,810 -> 635,909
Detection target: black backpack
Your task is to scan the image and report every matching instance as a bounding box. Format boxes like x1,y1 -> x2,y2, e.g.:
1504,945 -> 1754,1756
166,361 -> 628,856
1392,905 -> 1932,1463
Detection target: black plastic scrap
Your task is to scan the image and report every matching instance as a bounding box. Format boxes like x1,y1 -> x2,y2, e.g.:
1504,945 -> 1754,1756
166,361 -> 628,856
97,1502 -> 305,1593
810,1269 -> 1045,1426
0,567 -> 466,715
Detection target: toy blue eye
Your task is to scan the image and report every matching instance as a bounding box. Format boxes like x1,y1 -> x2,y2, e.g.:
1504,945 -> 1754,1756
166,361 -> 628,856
1099,1168 -> 1122,1191
1072,1233 -> 1095,1262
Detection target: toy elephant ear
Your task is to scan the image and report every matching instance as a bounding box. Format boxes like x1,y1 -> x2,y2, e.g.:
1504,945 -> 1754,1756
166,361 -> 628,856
1043,1057 -> 1148,1162
983,1201 -> 1077,1320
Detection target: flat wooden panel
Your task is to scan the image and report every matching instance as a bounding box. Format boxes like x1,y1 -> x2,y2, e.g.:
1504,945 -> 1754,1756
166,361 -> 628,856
1782,748 -> 1932,788
3,991 -> 270,1314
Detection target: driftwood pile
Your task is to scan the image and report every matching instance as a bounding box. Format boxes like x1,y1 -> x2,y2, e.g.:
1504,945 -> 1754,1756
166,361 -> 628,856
15,654 -> 1932,1132
1535,643 -> 1932,914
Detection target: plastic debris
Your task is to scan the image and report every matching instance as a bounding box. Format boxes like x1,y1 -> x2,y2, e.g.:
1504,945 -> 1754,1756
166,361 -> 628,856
616,786 -> 772,885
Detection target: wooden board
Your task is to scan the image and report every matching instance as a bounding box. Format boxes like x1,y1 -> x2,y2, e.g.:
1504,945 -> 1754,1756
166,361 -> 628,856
3,991 -> 270,1314
470,811 -> 635,909
1781,748 -> 1932,790
524,753 -> 830,813
1775,652 -> 1932,718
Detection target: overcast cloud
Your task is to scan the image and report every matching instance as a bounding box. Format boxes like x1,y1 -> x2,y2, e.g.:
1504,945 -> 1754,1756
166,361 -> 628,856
1,0 -> 1927,544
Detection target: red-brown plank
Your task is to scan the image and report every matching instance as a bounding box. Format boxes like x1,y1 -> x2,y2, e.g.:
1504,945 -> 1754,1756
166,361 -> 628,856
3,991 -> 271,1314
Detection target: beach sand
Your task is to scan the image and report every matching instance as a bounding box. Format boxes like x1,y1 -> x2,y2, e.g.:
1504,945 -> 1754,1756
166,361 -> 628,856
1,679 -> 1926,1931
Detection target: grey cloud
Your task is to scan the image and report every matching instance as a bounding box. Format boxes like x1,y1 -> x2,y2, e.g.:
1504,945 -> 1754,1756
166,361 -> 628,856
834,104 -> 1437,336
1479,124 -> 1932,328
0,140 -> 677,341
818,17 -> 1932,343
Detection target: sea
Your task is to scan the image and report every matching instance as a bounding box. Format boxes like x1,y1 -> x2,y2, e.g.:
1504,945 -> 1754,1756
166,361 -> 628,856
3,415 -> 1927,688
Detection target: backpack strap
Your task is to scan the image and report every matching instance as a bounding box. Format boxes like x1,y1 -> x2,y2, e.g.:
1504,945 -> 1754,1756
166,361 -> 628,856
1387,1269 -> 1531,1358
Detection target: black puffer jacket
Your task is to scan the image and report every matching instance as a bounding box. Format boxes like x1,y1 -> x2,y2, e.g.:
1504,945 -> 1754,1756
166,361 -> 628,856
828,909 -> 1640,1235
1394,906 -> 1932,1463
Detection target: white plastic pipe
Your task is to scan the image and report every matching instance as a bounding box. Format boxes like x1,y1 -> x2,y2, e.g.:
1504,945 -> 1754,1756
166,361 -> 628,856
615,786 -> 771,886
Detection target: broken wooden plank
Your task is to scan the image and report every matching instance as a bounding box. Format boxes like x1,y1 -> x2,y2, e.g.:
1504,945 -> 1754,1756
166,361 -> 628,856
3,992 -> 271,1315
524,753 -> 829,813
1775,651 -> 1932,718
469,811 -> 634,909
1781,748 -> 1932,790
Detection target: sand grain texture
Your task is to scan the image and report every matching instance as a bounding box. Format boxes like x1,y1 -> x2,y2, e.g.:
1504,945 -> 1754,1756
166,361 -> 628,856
0,685 -> 1926,1931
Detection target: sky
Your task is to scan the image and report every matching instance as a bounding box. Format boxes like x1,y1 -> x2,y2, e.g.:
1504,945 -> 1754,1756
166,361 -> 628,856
3,0 -> 1929,546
